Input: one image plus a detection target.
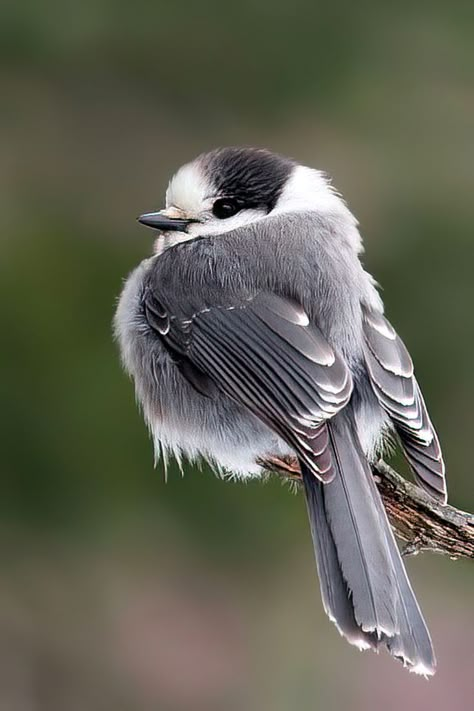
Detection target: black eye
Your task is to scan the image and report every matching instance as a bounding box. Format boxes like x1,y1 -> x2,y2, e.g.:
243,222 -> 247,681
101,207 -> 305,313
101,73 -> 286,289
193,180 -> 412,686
212,198 -> 241,219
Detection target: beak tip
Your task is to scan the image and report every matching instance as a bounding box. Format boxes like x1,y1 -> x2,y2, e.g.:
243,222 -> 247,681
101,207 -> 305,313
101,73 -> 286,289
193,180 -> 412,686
137,213 -> 155,226
137,212 -> 161,230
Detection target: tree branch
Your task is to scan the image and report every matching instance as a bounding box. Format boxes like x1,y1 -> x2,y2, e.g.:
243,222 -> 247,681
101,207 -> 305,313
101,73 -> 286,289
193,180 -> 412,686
260,456 -> 474,560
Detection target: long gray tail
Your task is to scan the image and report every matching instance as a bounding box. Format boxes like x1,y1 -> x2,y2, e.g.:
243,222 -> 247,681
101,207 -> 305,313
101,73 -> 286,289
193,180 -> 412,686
302,416 -> 435,675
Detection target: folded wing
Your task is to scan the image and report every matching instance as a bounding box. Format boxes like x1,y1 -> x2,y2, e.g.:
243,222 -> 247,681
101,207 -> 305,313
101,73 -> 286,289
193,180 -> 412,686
144,290 -> 353,481
362,307 -> 447,502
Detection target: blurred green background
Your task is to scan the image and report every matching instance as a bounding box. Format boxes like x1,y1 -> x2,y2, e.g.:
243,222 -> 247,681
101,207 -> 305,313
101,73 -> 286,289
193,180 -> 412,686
1,2 -> 473,709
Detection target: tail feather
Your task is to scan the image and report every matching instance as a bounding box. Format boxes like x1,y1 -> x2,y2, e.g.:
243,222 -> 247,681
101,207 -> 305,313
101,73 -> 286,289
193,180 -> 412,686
303,475 -> 378,651
302,416 -> 435,674
322,425 -> 398,636
363,467 -> 435,672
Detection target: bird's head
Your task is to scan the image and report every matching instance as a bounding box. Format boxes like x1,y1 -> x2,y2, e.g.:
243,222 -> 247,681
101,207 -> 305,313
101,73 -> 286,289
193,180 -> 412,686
138,147 -> 360,251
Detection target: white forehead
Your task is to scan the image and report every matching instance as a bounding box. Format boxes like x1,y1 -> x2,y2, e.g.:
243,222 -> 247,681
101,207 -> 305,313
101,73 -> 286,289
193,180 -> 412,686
165,161 -> 210,213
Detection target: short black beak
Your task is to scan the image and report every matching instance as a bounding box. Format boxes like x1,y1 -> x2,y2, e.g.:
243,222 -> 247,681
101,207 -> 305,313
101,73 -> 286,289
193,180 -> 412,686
137,212 -> 195,232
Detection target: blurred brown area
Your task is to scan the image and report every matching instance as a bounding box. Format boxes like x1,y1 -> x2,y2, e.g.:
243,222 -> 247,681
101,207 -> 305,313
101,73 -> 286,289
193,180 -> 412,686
0,1 -> 473,708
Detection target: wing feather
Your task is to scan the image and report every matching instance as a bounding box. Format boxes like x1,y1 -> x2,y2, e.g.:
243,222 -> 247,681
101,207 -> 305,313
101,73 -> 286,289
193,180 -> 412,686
362,307 -> 447,502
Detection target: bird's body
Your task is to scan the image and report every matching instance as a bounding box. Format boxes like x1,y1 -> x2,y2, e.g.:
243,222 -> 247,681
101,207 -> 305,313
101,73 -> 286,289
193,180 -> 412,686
115,148 -> 446,675
116,210 -> 385,474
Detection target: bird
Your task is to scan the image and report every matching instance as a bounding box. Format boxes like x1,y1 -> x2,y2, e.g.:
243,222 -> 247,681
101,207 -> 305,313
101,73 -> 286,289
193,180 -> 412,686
114,147 -> 447,675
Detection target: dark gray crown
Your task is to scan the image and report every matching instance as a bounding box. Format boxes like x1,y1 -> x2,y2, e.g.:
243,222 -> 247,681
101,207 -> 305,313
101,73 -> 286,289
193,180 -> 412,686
201,147 -> 295,213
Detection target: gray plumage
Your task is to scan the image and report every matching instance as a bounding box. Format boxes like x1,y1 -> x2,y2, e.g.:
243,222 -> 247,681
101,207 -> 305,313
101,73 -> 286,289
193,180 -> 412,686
114,147 -> 447,675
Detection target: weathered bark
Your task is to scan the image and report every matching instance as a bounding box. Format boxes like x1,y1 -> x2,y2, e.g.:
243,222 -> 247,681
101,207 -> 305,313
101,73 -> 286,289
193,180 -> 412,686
260,456 -> 474,560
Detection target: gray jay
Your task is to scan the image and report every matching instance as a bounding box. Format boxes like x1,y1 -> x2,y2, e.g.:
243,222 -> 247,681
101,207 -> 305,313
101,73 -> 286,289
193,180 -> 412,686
114,147 -> 446,675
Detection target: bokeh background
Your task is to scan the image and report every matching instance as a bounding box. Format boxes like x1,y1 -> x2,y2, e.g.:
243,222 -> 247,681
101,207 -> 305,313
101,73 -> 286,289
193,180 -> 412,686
1,2 -> 473,709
